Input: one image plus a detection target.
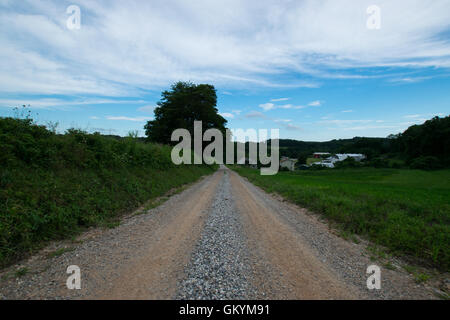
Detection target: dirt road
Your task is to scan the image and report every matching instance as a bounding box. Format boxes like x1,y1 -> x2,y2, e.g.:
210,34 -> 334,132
0,166 -> 436,299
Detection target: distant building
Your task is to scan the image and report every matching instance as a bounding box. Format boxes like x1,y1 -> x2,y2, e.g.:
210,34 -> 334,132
313,152 -> 331,159
332,154 -> 366,162
313,159 -> 335,168
280,157 -> 298,171
312,153 -> 366,168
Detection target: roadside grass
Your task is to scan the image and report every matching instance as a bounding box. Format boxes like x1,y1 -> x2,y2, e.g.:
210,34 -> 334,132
134,183 -> 191,216
230,166 -> 450,270
47,247 -> 75,259
0,116 -> 217,268
402,265 -> 432,284
14,267 -> 29,278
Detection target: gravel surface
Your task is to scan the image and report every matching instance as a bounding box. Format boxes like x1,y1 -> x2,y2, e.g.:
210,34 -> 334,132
176,171 -> 257,299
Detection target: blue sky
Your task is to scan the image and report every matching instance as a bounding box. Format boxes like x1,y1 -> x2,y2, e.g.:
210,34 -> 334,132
0,0 -> 449,141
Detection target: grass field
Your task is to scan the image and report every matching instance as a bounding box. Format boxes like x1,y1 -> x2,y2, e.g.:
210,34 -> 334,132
231,166 -> 450,270
306,157 -> 322,165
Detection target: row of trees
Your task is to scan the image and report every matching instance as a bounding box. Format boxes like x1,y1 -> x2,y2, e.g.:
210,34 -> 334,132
275,117 -> 449,169
144,81 -> 449,169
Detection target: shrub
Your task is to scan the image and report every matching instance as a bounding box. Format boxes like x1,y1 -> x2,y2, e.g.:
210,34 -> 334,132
410,156 -> 443,170
334,157 -> 361,169
0,116 -> 216,267
370,158 -> 389,168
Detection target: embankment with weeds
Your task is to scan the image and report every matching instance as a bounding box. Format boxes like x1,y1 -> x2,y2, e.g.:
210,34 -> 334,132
0,117 -> 216,267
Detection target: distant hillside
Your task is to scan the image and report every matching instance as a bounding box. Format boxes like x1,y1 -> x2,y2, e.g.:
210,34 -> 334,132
271,137 -> 392,159
268,116 -> 449,168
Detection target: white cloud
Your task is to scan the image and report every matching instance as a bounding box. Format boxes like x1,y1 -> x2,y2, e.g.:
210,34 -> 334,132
138,105 -> 156,113
389,77 -> 431,84
274,119 -> 292,123
219,112 -> 234,119
404,114 -> 421,118
271,98 -> 290,102
259,101 -> 313,111
284,123 -> 302,131
319,119 -> 373,125
232,109 -> 242,115
308,100 -> 322,107
244,111 -> 265,119
0,97 -> 146,109
259,103 -> 275,111
1,0 -> 450,96
106,116 -> 152,122
342,109 -> 353,113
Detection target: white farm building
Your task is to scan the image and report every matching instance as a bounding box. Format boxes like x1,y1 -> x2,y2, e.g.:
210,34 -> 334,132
312,153 -> 366,168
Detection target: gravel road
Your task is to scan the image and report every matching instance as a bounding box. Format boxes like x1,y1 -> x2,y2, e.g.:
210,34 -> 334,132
0,166 -> 438,299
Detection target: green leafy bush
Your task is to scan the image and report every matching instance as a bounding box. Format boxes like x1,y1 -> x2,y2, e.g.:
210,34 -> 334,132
410,156 -> 443,170
0,117 -> 215,267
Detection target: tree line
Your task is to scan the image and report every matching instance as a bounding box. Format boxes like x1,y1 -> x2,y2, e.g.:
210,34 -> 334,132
143,81 -> 449,169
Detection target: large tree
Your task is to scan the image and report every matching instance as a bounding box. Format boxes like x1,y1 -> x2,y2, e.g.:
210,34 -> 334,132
399,115 -> 450,163
145,82 -> 227,144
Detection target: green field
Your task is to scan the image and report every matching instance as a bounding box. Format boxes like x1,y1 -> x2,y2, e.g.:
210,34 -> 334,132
231,166 -> 450,270
306,157 -> 322,165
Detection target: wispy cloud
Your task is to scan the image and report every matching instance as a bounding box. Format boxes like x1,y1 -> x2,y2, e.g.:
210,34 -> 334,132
271,98 -> 290,102
259,103 -> 275,111
0,98 -> 147,109
319,119 -> 373,125
283,123 -> 302,131
404,114 -> 422,118
259,100 -> 320,112
106,116 -> 152,122
138,105 -> 156,113
244,111 -> 265,119
308,100 -> 322,107
2,0 -> 450,97
274,119 -> 292,123
219,112 -> 234,119
389,76 -> 431,84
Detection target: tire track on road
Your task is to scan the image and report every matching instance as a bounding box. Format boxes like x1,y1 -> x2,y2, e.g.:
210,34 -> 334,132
229,169 -> 360,299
